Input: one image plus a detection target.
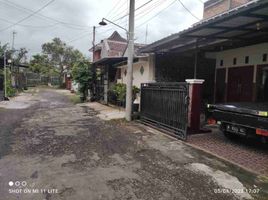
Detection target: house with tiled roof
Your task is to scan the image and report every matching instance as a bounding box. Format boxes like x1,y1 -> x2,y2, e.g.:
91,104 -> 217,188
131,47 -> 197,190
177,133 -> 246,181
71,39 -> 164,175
90,31 -> 127,61
90,31 -> 155,104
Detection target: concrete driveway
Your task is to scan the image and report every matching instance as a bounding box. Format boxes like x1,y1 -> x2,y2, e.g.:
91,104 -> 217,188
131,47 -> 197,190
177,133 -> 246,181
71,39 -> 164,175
0,88 -> 267,200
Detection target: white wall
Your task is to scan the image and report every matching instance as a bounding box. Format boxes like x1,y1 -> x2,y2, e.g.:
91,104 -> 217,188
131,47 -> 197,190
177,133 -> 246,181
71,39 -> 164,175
215,43 -> 268,69
118,55 -> 155,88
71,81 -> 79,92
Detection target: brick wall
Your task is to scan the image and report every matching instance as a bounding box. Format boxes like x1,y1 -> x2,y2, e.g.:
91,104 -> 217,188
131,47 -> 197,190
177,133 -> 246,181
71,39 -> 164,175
203,0 -> 251,19
93,50 -> 101,62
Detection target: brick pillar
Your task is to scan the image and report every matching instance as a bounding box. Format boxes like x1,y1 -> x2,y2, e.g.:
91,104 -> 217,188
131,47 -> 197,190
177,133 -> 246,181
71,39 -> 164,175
186,79 -> 204,133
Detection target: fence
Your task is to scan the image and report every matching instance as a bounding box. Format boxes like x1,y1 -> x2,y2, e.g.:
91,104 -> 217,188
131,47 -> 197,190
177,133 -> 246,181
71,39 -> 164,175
25,73 -> 60,87
140,82 -> 189,140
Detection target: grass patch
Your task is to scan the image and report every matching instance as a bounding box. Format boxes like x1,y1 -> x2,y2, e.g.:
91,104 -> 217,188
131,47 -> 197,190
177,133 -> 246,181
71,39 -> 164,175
69,94 -> 82,104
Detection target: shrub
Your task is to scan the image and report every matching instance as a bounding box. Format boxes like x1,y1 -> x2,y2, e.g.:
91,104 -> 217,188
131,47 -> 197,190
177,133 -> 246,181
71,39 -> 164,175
6,70 -> 16,97
108,83 -> 140,106
71,61 -> 92,101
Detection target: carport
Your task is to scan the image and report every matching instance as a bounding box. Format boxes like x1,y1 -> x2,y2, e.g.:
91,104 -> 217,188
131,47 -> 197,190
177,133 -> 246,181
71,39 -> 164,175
140,0 -> 268,104
139,0 -> 268,139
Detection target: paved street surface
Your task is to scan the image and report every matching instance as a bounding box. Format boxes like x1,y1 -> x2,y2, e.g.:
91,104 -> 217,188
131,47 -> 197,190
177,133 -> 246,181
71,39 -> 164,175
188,129 -> 268,175
0,88 -> 267,200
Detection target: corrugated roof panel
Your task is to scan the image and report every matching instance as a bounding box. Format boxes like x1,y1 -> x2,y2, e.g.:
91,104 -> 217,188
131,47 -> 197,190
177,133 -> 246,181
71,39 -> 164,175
218,30 -> 249,37
217,16 -> 260,27
187,28 -> 223,36
245,21 -> 268,30
252,6 -> 268,15
240,31 -> 267,38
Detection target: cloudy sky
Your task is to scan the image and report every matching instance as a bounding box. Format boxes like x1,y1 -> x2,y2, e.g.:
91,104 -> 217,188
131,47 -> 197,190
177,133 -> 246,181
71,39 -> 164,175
0,0 -> 204,60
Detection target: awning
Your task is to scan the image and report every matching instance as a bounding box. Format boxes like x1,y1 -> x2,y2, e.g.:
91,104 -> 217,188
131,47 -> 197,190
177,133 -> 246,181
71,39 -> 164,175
140,0 -> 268,53
93,57 -> 127,66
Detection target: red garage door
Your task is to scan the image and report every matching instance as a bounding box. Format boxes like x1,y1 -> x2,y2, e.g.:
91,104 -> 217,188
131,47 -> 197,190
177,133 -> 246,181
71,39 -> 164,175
227,66 -> 254,102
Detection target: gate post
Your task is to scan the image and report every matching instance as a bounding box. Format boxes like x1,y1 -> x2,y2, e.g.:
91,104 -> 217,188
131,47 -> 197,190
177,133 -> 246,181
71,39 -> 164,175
186,79 -> 204,133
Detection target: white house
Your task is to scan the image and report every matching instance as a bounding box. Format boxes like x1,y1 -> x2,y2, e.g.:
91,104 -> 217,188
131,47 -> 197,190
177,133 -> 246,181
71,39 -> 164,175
116,54 -> 155,88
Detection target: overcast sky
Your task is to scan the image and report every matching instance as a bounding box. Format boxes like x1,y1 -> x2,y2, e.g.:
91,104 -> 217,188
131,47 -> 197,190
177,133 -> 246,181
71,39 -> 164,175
0,0 -> 204,60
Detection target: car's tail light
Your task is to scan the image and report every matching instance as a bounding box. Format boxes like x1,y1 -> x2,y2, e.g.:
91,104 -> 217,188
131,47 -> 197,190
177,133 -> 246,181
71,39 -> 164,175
256,129 -> 268,136
207,118 -> 216,125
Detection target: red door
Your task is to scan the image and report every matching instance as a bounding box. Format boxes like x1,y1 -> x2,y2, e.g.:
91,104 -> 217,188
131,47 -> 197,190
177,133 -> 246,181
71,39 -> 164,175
227,66 -> 254,102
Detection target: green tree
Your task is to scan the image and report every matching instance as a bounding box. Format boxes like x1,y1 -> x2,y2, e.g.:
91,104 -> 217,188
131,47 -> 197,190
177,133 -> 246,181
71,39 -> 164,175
30,54 -> 52,75
0,43 -> 9,57
0,43 -> 28,96
72,61 -> 92,101
13,48 -> 28,65
0,44 -> 28,64
41,38 -> 84,84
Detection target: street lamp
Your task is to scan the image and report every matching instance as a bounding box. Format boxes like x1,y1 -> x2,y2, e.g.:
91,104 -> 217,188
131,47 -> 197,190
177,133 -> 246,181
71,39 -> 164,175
99,18 -> 128,33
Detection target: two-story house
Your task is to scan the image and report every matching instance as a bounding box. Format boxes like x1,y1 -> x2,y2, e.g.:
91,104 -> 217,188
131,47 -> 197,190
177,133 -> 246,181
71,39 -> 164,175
90,31 -> 155,104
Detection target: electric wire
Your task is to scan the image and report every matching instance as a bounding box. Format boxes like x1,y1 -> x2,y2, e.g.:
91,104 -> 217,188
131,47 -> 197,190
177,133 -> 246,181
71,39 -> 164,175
135,0 -> 168,22
176,0 -> 200,20
113,0 -> 154,23
0,0 -> 91,29
0,0 -> 56,32
106,0 -> 125,19
136,0 -> 177,28
0,17 -> 59,28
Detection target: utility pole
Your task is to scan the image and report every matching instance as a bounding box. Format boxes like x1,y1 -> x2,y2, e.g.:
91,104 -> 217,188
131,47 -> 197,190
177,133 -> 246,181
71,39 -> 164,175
4,51 -> 7,99
11,31 -> 17,51
125,0 -> 135,121
227,0 -> 232,10
92,26 -> 96,62
11,31 -> 17,87
92,26 -> 96,98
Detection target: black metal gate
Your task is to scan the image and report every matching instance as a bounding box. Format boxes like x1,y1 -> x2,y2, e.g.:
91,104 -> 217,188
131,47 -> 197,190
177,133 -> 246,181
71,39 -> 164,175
140,82 -> 189,140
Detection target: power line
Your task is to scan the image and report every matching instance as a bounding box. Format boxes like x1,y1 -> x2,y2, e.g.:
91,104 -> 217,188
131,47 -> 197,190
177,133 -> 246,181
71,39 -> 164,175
0,0 -> 56,32
0,0 -> 91,29
117,0 -> 166,28
66,26 -> 116,45
176,0 -> 200,20
135,0 -> 168,21
136,0 -> 177,28
113,0 -> 155,23
109,0 -> 146,22
109,2 -> 129,21
106,0 -> 125,19
66,31 -> 93,44
0,17 -> 58,28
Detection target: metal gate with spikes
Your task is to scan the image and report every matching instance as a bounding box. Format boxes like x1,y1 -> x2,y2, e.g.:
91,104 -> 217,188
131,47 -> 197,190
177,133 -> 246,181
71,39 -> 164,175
140,82 -> 189,140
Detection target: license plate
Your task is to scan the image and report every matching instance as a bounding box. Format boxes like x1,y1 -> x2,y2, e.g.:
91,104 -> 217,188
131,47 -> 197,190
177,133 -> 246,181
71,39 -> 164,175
226,124 -> 246,136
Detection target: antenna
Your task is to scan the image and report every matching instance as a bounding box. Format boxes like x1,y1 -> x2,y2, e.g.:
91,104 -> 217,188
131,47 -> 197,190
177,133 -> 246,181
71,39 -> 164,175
145,24 -> 148,44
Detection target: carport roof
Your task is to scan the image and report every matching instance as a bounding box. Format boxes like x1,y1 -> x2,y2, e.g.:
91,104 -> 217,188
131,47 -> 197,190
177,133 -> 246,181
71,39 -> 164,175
140,0 -> 268,53
93,57 -> 127,65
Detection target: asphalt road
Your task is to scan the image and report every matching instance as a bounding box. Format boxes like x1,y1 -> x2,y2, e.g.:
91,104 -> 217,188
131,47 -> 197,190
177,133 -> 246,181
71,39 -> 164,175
0,88 -> 267,200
